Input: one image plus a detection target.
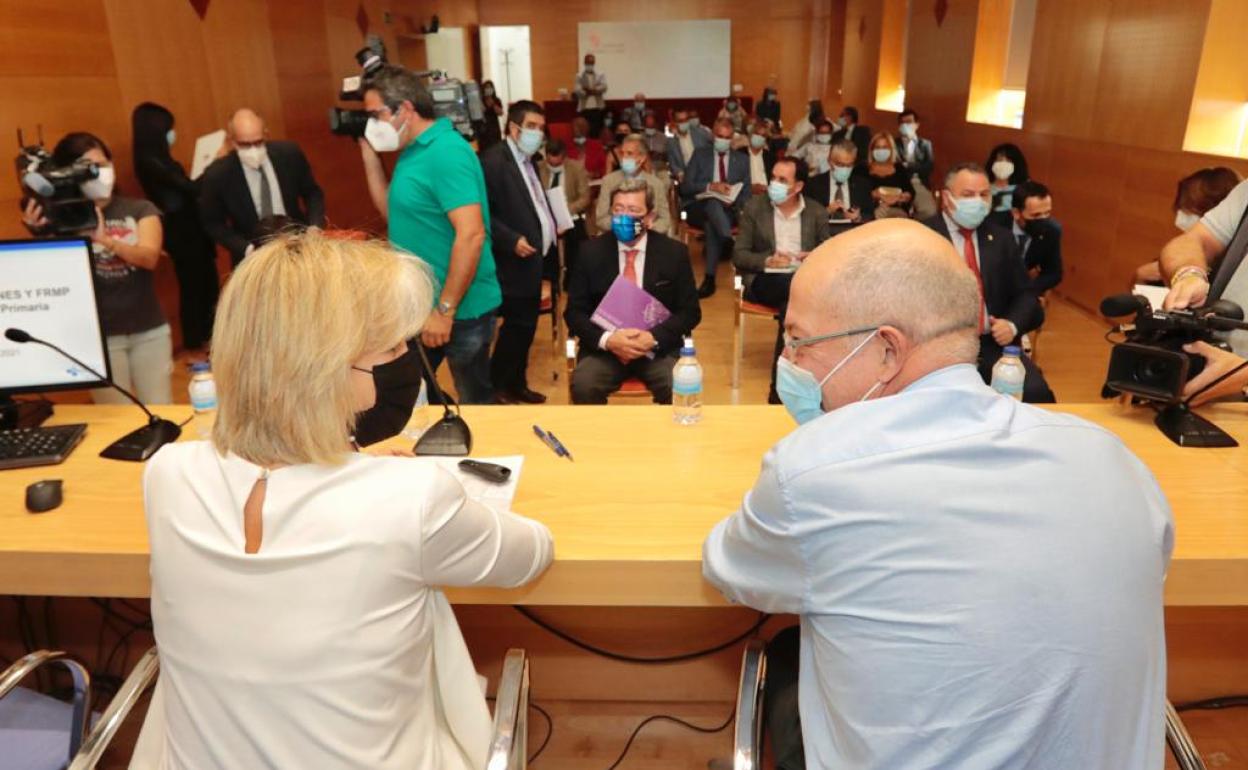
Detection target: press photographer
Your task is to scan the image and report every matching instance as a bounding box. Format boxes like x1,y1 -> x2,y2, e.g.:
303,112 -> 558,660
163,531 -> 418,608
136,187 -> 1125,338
18,131 -> 172,405
1158,177 -> 1248,406
357,64 -> 501,405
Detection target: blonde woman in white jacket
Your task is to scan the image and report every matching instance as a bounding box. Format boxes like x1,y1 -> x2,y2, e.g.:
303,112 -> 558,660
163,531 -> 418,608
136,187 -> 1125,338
133,231 -> 553,770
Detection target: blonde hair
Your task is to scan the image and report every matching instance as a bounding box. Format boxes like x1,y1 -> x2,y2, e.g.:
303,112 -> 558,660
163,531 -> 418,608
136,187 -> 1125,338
210,231 -> 433,466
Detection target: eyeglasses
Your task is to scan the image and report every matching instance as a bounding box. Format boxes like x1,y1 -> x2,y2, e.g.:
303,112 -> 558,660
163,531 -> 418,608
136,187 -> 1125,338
782,325 -> 879,353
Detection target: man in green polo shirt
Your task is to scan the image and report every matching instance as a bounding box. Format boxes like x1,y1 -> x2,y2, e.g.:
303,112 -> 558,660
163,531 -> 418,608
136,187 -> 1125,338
359,65 -> 501,404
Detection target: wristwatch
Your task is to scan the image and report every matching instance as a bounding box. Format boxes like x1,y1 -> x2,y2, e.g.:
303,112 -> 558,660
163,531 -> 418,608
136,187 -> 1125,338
436,300 -> 456,316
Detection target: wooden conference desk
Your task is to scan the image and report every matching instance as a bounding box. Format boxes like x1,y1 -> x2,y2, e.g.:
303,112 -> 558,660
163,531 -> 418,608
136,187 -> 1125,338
3,402 -> 1248,607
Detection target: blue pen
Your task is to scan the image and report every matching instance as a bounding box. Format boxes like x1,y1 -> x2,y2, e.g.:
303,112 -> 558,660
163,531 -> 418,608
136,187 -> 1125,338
546,430 -> 574,462
532,424 -> 562,457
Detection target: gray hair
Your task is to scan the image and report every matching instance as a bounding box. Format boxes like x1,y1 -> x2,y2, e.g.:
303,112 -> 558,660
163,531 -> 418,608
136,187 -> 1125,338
610,177 -> 654,212
621,133 -> 647,152
826,236 -> 981,360
366,65 -> 435,119
944,161 -> 988,188
832,138 -> 858,157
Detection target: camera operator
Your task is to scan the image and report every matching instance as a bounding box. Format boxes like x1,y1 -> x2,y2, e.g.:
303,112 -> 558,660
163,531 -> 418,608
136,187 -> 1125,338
20,132 -> 172,405
1161,178 -> 1248,404
358,64 -> 501,404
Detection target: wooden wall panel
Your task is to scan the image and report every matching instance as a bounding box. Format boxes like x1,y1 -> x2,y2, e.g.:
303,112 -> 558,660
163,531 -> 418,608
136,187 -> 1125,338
198,0 -> 286,134
1023,0 -> 1108,139
474,0 -> 835,129
1091,0 -> 1208,152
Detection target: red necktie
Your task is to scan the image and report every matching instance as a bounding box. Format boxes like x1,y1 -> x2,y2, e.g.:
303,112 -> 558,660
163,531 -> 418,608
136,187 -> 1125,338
959,228 -> 989,334
623,249 -> 639,284
718,152 -> 727,182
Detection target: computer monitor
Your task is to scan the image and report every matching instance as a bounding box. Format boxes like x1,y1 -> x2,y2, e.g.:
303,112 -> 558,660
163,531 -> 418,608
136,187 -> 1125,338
0,237 -> 111,396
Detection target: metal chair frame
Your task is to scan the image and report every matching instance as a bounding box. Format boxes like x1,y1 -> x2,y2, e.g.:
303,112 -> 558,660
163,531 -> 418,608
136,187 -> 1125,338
487,648 -> 529,770
0,650 -> 92,764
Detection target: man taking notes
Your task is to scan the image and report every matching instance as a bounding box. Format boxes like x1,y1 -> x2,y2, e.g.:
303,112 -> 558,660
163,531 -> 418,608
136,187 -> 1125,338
704,219 -> 1173,770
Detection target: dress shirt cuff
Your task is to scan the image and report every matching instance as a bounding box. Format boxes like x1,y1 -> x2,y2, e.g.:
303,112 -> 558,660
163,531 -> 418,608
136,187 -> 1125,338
598,331 -> 612,351
1007,321 -> 1018,339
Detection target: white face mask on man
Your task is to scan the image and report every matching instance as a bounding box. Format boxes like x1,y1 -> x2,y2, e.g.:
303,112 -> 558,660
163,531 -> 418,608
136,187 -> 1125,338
237,145 -> 268,170
365,110 -> 406,153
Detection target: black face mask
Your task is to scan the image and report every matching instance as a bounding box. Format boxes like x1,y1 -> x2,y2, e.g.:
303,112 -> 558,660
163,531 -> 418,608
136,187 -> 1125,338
352,345 -> 423,447
1023,217 -> 1055,239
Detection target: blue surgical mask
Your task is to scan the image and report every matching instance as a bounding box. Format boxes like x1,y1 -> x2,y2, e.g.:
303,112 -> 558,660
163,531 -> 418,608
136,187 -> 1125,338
611,213 -> 644,242
950,196 -> 991,230
775,330 -> 880,424
899,122 -> 917,139
621,157 -> 639,176
832,165 -> 853,184
634,101 -> 645,111
573,135 -> 587,146
690,117 -> 701,127
815,134 -> 832,145
767,180 -> 790,204
750,134 -> 766,149
871,148 -> 892,163
166,129 -> 177,147
713,137 -> 731,153
644,127 -> 657,136
678,121 -> 691,133
517,127 -> 543,156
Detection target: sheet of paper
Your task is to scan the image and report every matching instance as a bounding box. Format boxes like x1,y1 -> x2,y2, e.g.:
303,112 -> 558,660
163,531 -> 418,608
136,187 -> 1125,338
546,186 -> 575,233
694,182 -> 743,205
1133,283 -> 1170,310
191,130 -> 227,180
764,264 -> 799,274
423,455 -> 524,512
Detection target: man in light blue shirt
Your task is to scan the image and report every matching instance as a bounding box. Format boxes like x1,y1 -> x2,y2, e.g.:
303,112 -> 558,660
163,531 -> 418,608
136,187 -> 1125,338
703,219 -> 1174,769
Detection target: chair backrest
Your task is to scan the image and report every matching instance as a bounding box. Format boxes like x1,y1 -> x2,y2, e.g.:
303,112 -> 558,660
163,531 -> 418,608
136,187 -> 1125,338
486,648 -> 529,770
68,647 -> 159,770
1165,701 -> 1207,770
733,640 -> 766,770
0,649 -> 92,763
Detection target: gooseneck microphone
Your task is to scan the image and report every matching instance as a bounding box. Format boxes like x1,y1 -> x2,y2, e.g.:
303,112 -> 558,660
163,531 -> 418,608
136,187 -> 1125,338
5,327 -> 181,461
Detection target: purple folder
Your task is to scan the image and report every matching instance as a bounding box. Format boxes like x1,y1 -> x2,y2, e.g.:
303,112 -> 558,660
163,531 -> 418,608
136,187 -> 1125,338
591,276 -> 672,332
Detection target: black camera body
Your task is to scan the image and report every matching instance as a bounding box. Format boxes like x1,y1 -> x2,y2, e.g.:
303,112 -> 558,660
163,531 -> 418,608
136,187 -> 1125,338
15,134 -> 101,235
1101,293 -> 1241,403
328,34 -> 484,142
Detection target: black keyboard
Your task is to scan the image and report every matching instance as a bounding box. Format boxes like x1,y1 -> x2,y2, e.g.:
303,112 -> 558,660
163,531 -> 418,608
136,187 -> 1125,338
0,424 -> 88,470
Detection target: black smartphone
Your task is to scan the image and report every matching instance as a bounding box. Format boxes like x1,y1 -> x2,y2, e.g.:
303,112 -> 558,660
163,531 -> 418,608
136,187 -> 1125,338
458,459 -> 511,484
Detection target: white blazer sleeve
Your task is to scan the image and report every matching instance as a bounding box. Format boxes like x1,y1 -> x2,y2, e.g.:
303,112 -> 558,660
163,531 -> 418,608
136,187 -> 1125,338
702,450 -> 807,613
420,469 -> 554,588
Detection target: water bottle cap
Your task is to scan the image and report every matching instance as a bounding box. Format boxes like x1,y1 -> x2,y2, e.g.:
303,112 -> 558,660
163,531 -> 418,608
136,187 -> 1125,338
1003,346 -> 1021,356
681,336 -> 695,356
190,361 -> 212,373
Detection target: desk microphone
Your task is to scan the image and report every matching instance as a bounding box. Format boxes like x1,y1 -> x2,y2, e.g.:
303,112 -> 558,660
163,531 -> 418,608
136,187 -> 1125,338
412,344 -> 472,456
4,327 -> 181,461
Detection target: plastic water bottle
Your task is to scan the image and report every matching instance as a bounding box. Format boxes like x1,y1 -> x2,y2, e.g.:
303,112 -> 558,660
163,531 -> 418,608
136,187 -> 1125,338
990,346 -> 1026,401
188,362 -> 218,439
672,337 -> 703,425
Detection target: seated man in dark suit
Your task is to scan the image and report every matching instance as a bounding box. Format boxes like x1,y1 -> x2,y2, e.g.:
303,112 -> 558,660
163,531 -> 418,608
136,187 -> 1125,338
804,139 -> 875,235
199,108 -> 325,266
923,162 -> 1055,403
1010,180 -> 1063,295
565,180 -> 701,404
733,157 -> 831,402
679,117 -> 752,298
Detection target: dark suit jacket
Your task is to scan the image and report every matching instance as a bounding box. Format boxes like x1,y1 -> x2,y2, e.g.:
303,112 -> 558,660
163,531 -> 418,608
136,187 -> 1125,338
480,141 -> 549,298
198,140 -> 324,263
804,170 -> 875,220
733,195 -> 831,290
1018,220 -> 1064,294
832,124 -> 872,163
923,213 -> 1044,337
896,134 -> 935,189
564,230 -> 701,358
678,146 -> 752,209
